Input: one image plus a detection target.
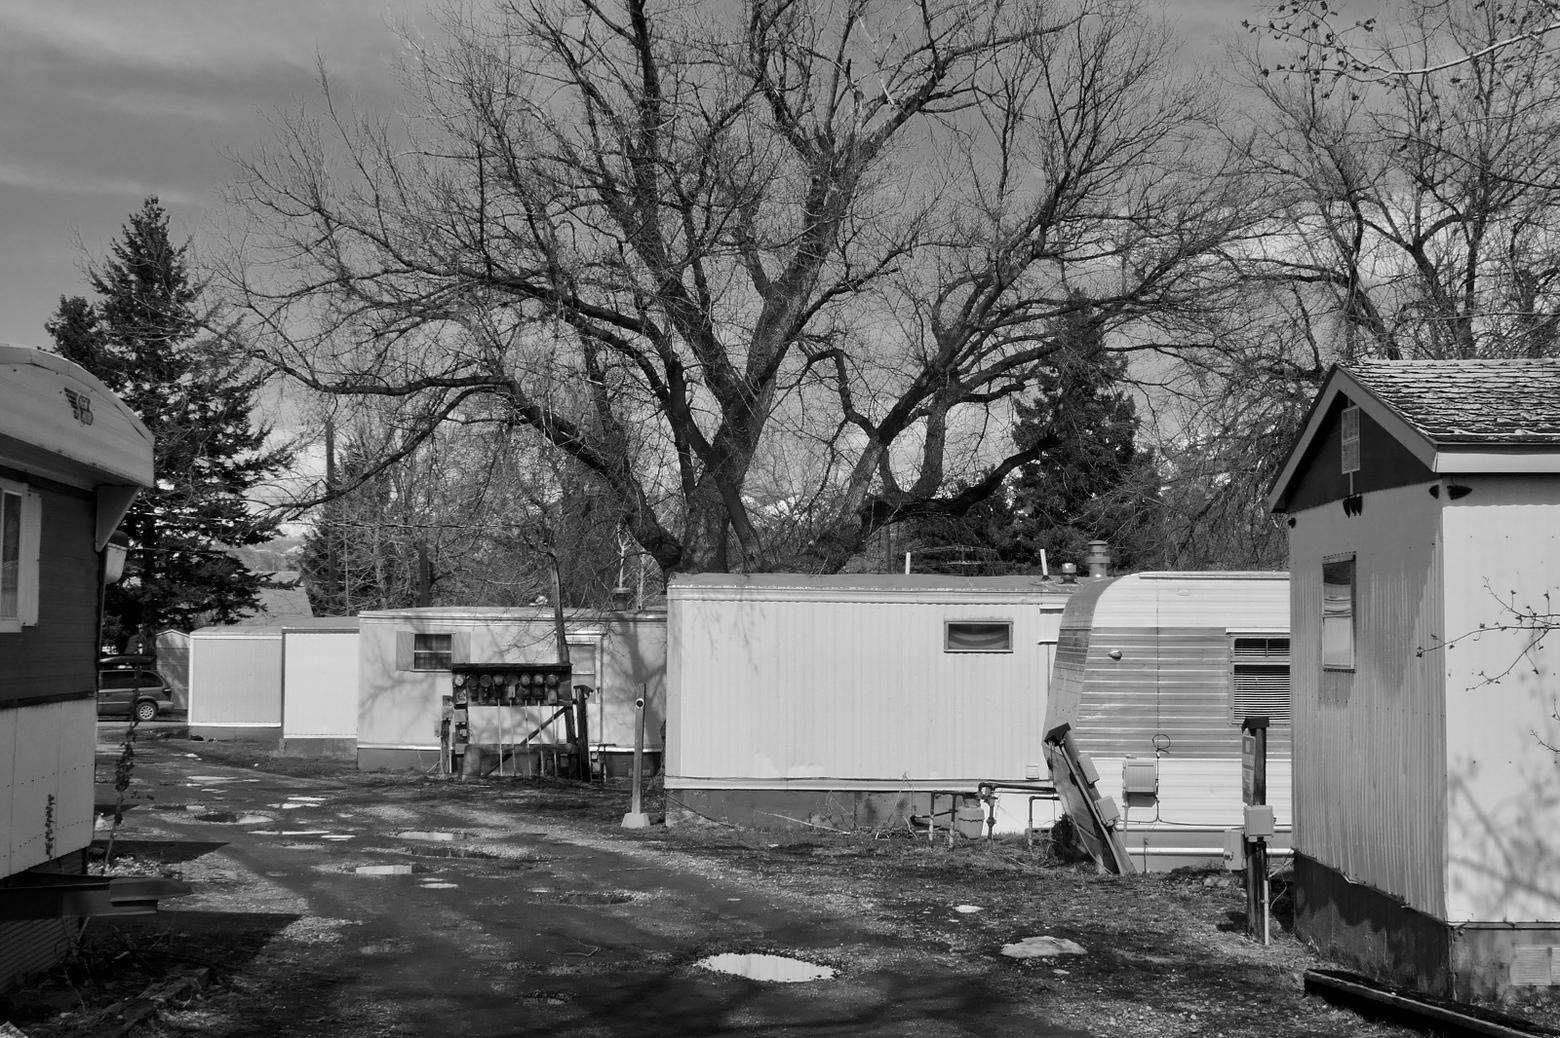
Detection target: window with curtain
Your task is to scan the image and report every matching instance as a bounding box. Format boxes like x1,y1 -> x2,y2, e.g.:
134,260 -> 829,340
0,487 -> 19,621
1322,556 -> 1355,670
413,632 -> 453,670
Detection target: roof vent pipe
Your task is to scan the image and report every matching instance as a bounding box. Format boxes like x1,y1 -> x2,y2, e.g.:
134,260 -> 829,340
1084,540 -> 1112,578
1060,562 -> 1078,584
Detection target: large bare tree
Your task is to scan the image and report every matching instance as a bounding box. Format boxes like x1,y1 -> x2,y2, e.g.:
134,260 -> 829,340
226,0 -> 1254,574
1239,0 -> 1560,361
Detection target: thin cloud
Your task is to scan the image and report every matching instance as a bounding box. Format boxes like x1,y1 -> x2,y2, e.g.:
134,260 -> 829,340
0,160 -> 202,206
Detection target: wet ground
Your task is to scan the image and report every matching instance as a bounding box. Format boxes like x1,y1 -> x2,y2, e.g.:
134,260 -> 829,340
25,727 -> 1545,1037
71,735 -> 1094,1037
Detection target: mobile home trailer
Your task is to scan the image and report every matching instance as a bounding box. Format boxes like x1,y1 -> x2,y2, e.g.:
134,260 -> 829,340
1044,572 -> 1292,866
0,345 -> 155,987
666,573 -> 1075,833
355,606 -> 666,772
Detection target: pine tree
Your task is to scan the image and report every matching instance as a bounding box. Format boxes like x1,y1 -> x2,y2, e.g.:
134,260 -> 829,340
907,297 -> 1165,575
46,197 -> 293,648
1003,302 -> 1165,573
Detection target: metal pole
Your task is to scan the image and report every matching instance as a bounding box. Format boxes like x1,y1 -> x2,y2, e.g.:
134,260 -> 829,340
1243,717 -> 1270,945
622,687 -> 650,828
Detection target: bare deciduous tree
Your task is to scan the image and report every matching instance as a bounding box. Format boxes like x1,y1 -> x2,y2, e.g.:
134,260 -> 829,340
226,0 -> 1254,574
1238,0 -> 1560,361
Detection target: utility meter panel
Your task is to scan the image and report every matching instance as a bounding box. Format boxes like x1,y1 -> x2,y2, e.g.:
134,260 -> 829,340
451,663 -> 574,706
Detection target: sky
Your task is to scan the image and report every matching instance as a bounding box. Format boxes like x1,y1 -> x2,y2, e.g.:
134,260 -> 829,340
0,0 -> 1257,349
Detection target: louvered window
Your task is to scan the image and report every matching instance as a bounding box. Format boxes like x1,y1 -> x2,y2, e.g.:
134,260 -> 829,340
1341,405 -> 1361,474
1230,635 -> 1290,725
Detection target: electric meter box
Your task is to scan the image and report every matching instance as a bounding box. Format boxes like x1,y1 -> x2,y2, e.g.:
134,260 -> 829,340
1121,758 -> 1159,807
1243,803 -> 1275,839
451,663 -> 573,706
1222,828 -> 1245,871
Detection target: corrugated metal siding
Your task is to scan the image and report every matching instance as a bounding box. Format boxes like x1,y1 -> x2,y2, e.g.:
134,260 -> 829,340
1291,481 -> 1446,919
1439,477 -> 1560,923
668,588 -> 1065,785
1070,627 -> 1292,759
0,917 -> 74,991
1046,578 -> 1115,732
188,631 -> 282,726
281,631 -> 359,740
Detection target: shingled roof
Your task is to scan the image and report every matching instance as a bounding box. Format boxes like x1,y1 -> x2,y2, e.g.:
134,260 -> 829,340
1267,359 -> 1560,511
1347,359 -> 1560,446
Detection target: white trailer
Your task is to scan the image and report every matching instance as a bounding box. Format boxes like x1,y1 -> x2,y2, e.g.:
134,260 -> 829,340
355,606 -> 666,772
187,625 -> 283,741
667,574 -> 1075,833
1043,572 -> 1291,867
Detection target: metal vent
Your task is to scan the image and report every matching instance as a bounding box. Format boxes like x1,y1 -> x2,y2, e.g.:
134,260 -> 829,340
1511,945 -> 1558,986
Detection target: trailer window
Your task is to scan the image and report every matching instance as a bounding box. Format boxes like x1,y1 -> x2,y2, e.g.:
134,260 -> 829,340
0,481 -> 39,632
1230,636 -> 1290,725
1322,555 -> 1355,670
0,489 -> 19,621
945,621 -> 1012,653
413,633 -> 453,670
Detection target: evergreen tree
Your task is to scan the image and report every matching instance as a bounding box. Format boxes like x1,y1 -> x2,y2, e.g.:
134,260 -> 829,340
297,434 -> 418,615
908,298 -> 1166,575
1002,304 -> 1166,574
46,197 -> 292,648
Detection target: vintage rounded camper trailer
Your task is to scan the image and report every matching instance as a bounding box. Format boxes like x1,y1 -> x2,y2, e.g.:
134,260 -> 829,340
0,344 -> 154,987
1044,572 -> 1292,867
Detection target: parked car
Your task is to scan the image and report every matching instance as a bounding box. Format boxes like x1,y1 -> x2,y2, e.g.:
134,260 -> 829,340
100,653 -> 158,670
97,668 -> 172,722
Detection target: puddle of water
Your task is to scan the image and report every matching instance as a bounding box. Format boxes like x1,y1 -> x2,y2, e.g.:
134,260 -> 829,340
419,881 -> 459,889
400,830 -> 456,842
696,953 -> 836,983
954,905 -> 983,914
187,776 -> 261,783
194,811 -> 271,824
355,864 -> 425,876
321,834 -> 354,842
248,829 -> 330,837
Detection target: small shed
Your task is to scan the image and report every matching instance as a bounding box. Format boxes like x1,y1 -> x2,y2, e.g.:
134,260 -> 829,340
355,606 -> 667,771
665,574 -> 1075,832
153,629 -> 190,710
280,618 -> 360,756
1268,359 -> 1560,998
0,344 -> 152,987
187,625 -> 282,741
1044,572 -> 1291,866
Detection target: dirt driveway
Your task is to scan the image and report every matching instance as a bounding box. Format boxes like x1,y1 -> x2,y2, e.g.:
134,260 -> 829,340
8,734 -> 1433,1037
